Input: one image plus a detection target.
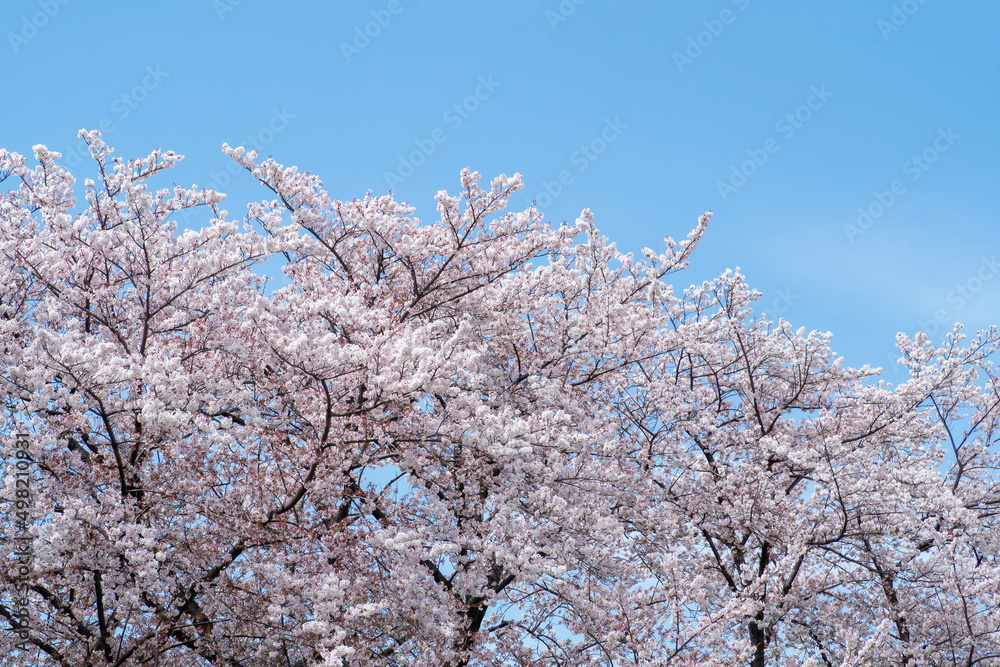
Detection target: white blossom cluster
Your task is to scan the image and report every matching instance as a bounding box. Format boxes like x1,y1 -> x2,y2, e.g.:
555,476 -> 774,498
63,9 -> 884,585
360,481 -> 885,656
1,133 -> 999,666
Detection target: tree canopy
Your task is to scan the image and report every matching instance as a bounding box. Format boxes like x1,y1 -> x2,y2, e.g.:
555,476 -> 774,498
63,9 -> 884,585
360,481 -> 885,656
2,133 -> 1000,666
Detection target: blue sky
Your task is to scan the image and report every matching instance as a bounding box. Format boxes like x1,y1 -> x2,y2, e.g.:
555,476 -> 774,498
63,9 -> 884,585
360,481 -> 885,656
3,0 -> 998,380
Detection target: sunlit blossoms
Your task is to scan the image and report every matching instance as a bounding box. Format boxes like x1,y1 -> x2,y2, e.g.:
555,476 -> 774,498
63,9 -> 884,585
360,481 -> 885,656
2,132 -> 1000,666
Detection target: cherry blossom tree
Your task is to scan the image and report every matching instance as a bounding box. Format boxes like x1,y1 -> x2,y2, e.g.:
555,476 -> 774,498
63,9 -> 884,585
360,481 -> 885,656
1,131 -> 999,666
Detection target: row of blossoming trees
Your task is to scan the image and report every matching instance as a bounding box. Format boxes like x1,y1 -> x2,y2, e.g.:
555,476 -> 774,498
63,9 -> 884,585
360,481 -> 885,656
1,132 -> 999,666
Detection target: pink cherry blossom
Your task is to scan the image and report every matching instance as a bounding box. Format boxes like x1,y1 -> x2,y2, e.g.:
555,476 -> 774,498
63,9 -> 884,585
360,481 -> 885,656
2,133 -> 1000,666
